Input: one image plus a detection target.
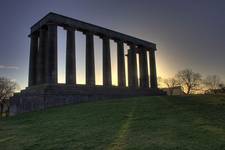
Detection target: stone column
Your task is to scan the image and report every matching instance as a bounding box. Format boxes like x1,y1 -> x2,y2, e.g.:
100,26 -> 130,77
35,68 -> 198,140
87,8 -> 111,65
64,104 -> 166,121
65,27 -> 76,84
46,23 -> 58,84
127,51 -> 132,87
149,49 -> 158,88
139,47 -> 149,88
28,32 -> 39,86
127,44 -> 138,88
116,40 -> 126,87
85,31 -> 95,86
37,27 -> 48,84
102,36 -> 112,86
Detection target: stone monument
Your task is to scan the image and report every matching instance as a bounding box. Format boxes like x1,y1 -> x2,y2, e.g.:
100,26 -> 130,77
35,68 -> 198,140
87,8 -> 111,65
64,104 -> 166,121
10,12 -> 165,115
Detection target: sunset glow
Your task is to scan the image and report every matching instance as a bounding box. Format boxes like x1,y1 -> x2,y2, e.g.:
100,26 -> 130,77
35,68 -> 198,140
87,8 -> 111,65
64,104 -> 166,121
0,1 -> 224,90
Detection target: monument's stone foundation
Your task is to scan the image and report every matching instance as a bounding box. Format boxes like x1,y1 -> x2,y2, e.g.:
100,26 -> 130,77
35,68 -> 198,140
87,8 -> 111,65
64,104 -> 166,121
10,85 -> 165,115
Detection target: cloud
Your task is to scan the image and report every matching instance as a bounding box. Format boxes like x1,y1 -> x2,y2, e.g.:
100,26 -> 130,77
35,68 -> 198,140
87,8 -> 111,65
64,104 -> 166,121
0,65 -> 19,70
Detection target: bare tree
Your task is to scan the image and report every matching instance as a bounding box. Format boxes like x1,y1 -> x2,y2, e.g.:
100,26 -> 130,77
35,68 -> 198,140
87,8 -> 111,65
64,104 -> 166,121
203,75 -> 223,94
176,69 -> 202,94
164,78 -> 180,95
0,77 -> 17,117
219,84 -> 225,93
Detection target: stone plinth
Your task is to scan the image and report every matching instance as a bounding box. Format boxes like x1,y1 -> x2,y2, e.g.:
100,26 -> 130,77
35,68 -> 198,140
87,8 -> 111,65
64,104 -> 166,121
10,85 -> 165,116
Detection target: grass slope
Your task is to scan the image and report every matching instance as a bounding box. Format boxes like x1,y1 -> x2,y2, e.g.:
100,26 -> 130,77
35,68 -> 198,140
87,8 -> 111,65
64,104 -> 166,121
1,95 -> 225,150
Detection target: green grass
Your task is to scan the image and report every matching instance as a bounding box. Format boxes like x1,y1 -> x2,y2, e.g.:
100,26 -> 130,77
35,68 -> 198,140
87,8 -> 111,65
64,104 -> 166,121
1,95 -> 225,150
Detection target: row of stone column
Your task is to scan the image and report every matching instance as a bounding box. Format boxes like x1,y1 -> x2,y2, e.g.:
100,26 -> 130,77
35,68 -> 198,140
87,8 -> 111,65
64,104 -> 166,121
127,44 -> 157,89
28,24 -> 158,89
29,23 -> 58,86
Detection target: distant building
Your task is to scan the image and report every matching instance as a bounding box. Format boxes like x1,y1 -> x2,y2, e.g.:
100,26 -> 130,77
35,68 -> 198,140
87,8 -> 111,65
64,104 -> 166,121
161,86 -> 186,95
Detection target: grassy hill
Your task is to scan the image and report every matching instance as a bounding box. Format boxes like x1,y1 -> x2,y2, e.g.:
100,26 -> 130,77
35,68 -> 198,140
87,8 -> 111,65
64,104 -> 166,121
1,95 -> 225,150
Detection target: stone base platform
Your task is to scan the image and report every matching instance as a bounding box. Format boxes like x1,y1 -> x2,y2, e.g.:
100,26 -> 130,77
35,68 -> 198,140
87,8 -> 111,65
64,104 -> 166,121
9,84 -> 166,116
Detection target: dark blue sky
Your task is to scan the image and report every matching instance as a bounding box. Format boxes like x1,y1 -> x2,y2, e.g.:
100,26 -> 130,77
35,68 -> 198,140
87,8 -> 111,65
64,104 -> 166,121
0,0 -> 225,89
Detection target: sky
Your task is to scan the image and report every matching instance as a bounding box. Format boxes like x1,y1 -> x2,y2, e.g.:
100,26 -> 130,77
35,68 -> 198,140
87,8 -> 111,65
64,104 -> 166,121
0,0 -> 225,90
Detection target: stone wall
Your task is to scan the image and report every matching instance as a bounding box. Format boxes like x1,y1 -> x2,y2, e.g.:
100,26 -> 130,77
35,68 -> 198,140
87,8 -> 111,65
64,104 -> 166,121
10,84 -> 166,116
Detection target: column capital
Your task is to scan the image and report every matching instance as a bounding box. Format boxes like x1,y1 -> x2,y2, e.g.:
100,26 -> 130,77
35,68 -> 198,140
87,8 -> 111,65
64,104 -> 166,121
127,42 -> 136,47
146,47 -> 157,52
136,46 -> 148,54
82,30 -> 93,35
149,48 -> 156,54
39,26 -> 48,31
137,45 -> 145,49
64,26 -> 76,31
46,22 -> 57,32
99,34 -> 110,40
46,22 -> 57,26
127,43 -> 138,54
114,39 -> 125,44
28,31 -> 39,38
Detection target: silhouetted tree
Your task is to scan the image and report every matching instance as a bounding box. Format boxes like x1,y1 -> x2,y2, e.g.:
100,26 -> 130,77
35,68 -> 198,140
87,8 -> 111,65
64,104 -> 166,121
163,78 -> 180,95
203,75 -> 223,94
219,83 -> 225,89
176,69 -> 202,94
219,84 -> 225,93
0,77 -> 17,117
